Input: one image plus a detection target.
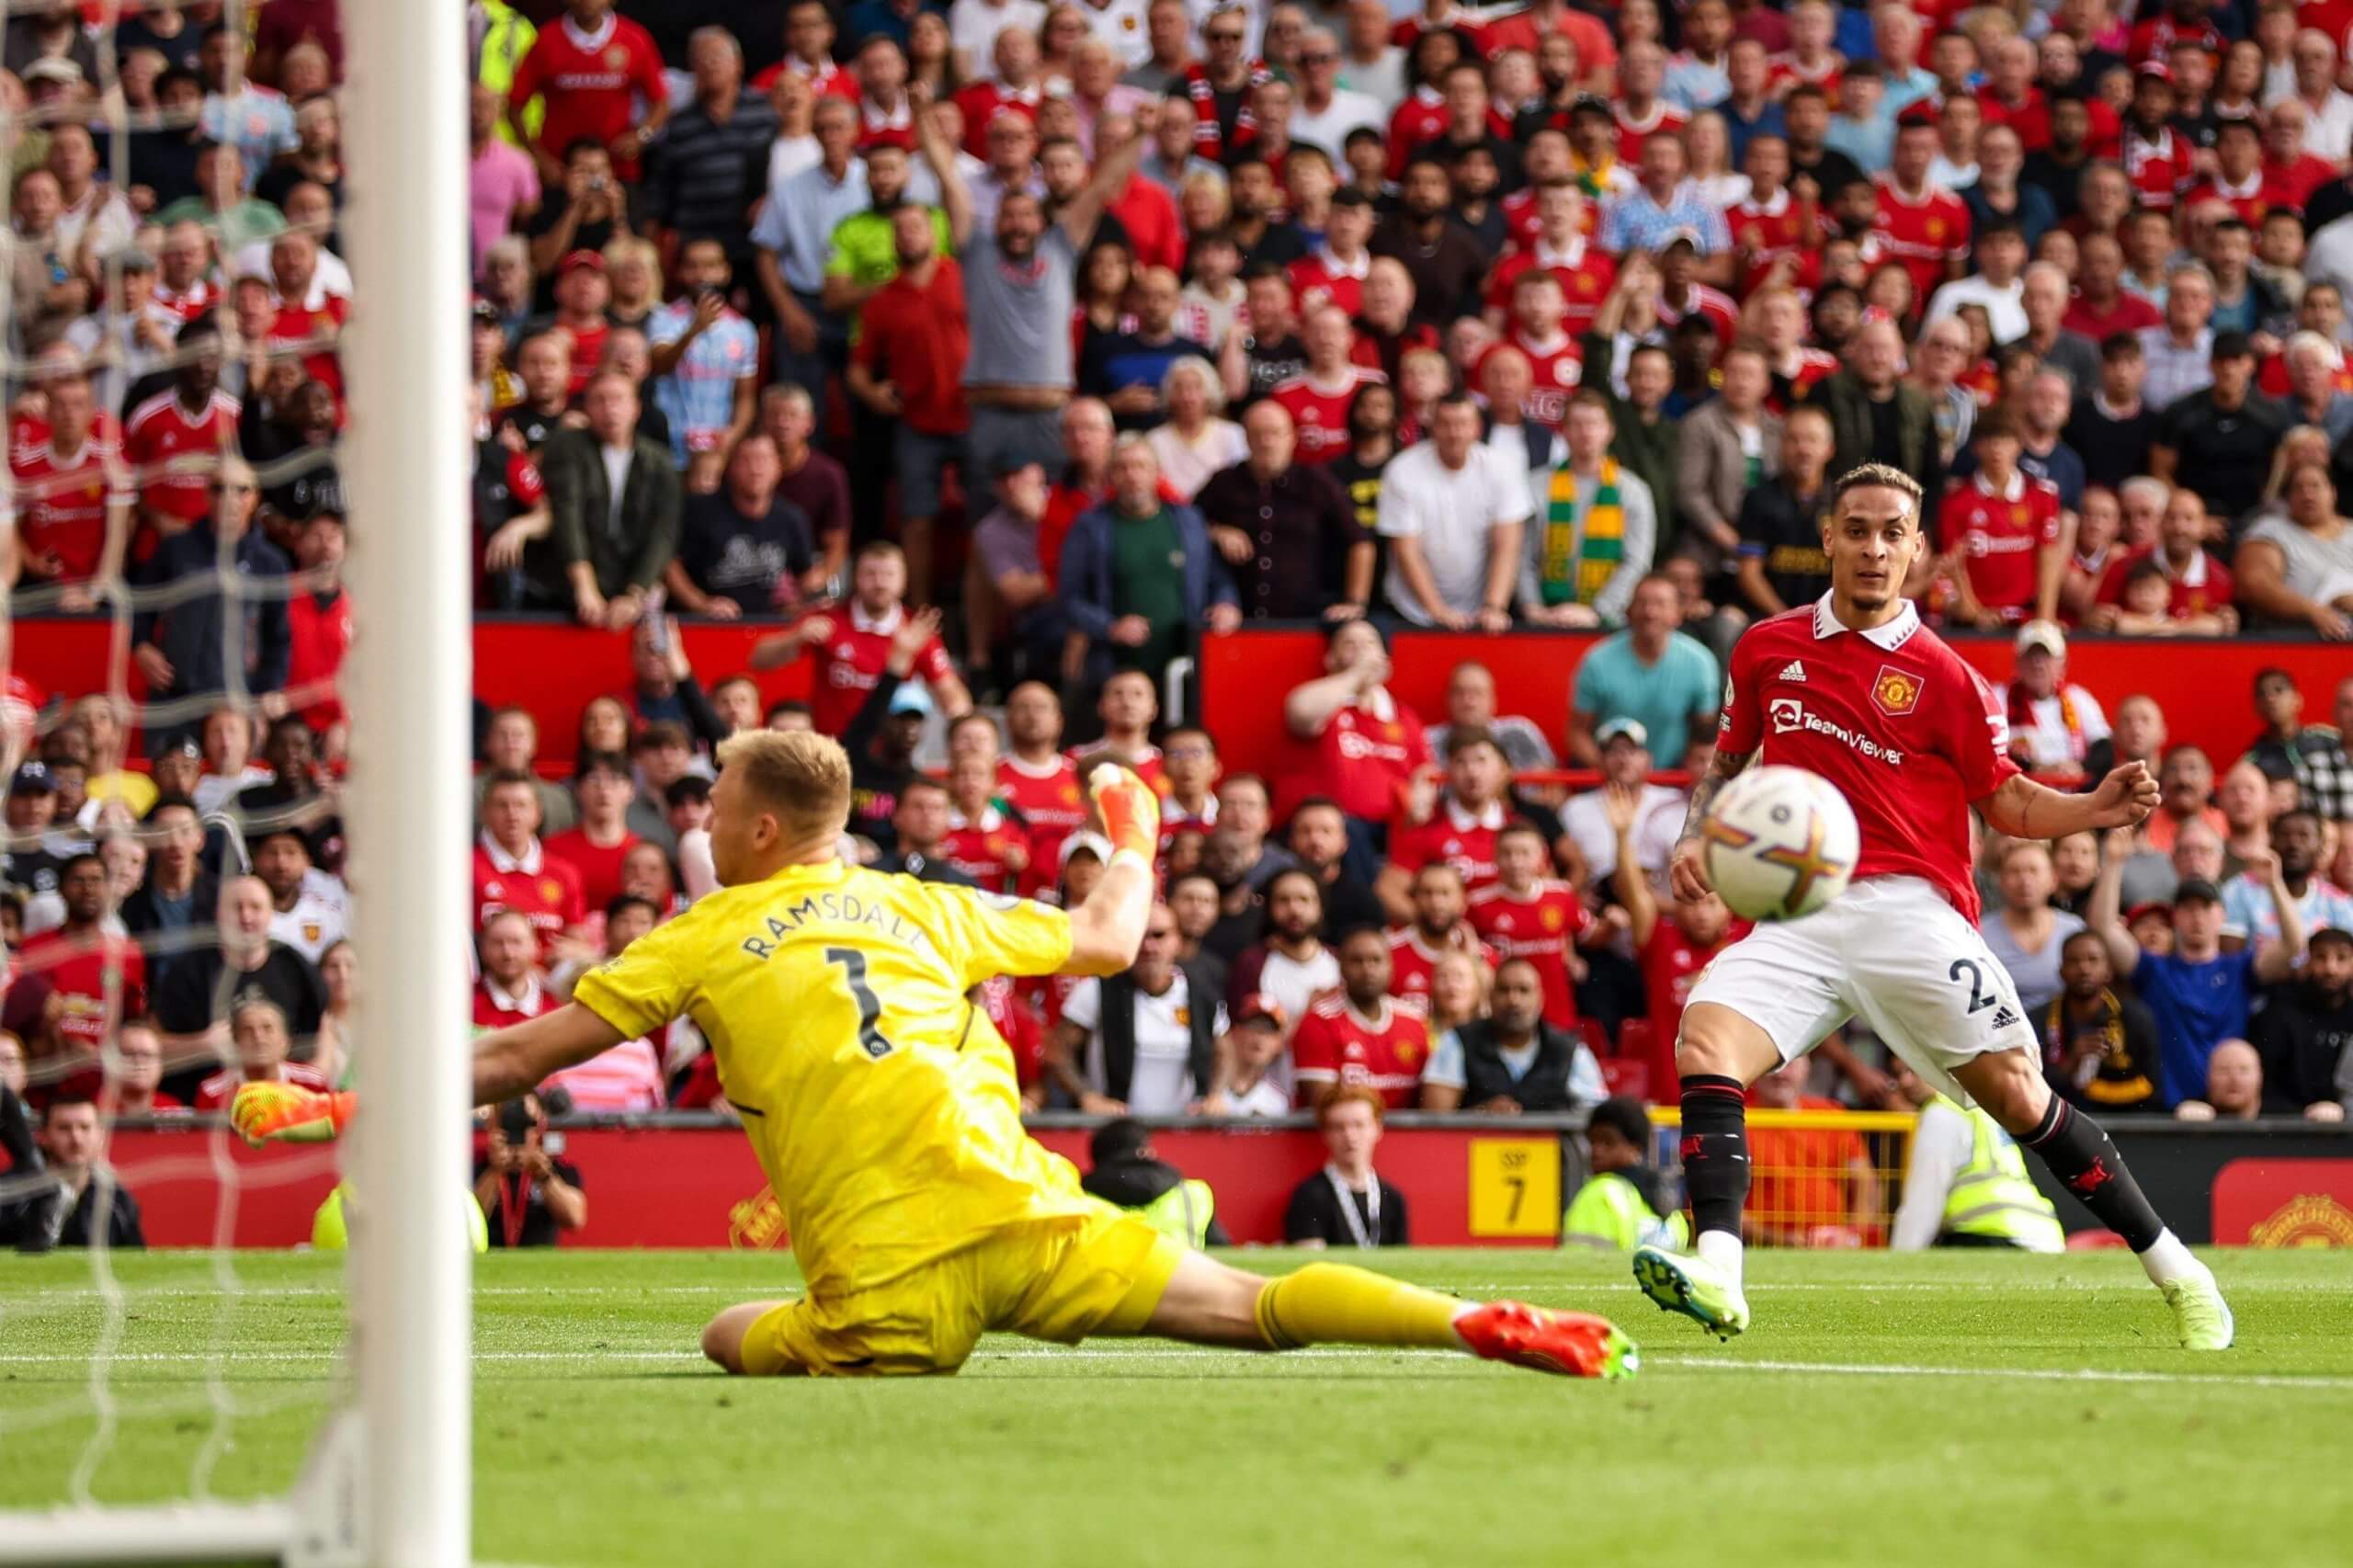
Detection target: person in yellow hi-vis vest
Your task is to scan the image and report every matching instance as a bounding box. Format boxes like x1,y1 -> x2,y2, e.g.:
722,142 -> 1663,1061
1563,1096 -> 1690,1252
1889,1064 -> 2064,1253
1080,1119 -> 1227,1247
472,0 -> 541,146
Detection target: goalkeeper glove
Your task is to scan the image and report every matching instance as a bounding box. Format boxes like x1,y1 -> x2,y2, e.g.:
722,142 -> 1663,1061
1088,763 -> 1162,869
230,1082 -> 356,1147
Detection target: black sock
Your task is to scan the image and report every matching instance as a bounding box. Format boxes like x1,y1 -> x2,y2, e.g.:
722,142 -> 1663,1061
2022,1097 -> 2165,1252
1678,1074 -> 1751,1239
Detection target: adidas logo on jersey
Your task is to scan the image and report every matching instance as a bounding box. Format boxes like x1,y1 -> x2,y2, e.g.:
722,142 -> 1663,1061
1990,1005 -> 2020,1030
1779,661 -> 1807,683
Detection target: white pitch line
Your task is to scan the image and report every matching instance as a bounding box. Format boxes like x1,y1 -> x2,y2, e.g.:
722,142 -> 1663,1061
2,1346 -> 2349,1392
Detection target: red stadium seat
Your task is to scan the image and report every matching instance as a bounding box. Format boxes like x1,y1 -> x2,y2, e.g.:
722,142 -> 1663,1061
1599,1060 -> 1649,1102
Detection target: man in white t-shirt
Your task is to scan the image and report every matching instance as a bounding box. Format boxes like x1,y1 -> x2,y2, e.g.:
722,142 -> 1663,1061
1560,719 -> 1685,882
2006,619 -> 2110,784
1044,903 -> 1232,1115
1377,393 -> 1530,629
1290,28 -> 1384,158
252,826 -> 350,964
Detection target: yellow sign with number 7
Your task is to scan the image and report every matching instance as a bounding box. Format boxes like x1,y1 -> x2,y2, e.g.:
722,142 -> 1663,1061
1467,1137 -> 1563,1240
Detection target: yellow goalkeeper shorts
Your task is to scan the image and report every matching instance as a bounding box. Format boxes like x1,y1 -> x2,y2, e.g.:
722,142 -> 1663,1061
739,1204 -> 1185,1378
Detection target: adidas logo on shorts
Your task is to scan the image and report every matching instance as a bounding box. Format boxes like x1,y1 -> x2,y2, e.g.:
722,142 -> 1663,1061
1989,1004 -> 2020,1030
1779,661 -> 1807,683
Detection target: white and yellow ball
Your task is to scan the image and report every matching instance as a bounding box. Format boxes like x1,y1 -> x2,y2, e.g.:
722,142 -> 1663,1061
1700,765 -> 1861,921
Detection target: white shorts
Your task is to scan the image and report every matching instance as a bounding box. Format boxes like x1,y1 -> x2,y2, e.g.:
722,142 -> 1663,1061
1683,877 -> 2039,1103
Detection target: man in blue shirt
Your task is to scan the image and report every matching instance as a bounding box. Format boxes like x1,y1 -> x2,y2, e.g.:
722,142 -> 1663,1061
1565,574 -> 1719,769
2091,848 -> 2306,1108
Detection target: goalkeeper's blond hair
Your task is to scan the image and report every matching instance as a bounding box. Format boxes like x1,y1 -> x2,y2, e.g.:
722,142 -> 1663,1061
717,729 -> 853,839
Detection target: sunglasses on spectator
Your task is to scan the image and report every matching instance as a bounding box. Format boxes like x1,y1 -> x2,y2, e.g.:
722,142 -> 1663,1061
1208,30 -> 1245,42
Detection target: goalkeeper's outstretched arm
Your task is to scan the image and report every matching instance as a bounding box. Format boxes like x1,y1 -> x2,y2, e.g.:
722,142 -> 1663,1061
472,1006 -> 628,1105
1063,765 -> 1162,978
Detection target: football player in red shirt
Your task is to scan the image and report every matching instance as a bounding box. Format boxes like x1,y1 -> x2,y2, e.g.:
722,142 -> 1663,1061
751,540 -> 971,737
1269,304 -> 1384,465
1468,823 -> 1600,1031
1636,457 -> 2229,1350
1290,927 -> 1433,1109
1936,410 -> 2065,627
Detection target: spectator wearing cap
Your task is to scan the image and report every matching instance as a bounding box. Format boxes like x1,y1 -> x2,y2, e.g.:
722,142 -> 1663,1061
2221,808 -> 2353,957
2005,621 -> 2110,784
664,434 -> 813,619
1566,573 -> 1716,770
2091,833 -> 2305,1108
131,459 -> 291,738
1561,719 -> 1682,882
2252,924 -> 2353,1119
1043,901 -> 1232,1116
2,764 -> 69,927
1421,957 -> 1605,1114
523,248 -> 611,397
1285,1085 -> 1407,1246
840,611 -> 948,853
646,235 -> 759,491
1194,399 -> 1367,619
2149,329 -> 2290,522
1216,1000 -> 1299,1111
540,370 -> 681,631
1060,436 -> 1239,693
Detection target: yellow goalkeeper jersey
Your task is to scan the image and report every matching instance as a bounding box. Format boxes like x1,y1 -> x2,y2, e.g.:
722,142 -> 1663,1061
572,858 -> 1084,1295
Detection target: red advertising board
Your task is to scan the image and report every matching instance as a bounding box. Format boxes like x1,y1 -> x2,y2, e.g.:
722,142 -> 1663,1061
2209,1158 -> 2353,1246
106,1122 -> 1567,1249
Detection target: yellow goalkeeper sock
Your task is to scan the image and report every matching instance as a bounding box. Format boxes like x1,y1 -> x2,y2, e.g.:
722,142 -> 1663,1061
1253,1262 -> 1465,1351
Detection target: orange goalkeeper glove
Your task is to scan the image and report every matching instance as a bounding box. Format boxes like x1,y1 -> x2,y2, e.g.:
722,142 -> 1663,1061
1089,763 -> 1161,869
230,1082 -> 356,1147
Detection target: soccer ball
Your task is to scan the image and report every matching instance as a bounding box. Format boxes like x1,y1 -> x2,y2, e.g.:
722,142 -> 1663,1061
1699,765 -> 1860,921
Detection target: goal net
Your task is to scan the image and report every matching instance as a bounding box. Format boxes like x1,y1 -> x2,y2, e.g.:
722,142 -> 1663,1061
1,2 -> 471,1563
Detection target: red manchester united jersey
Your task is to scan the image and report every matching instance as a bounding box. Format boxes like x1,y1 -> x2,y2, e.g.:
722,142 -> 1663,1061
1386,800 -> 1509,893
1505,329 -> 1585,428
2121,125 -> 2190,212
508,11 -> 669,176
1728,189 -> 1819,280
1718,597 -> 2019,918
123,388 -> 240,528
1311,699 -> 1430,825
805,603 -> 957,736
1938,472 -> 2063,619
941,805 -> 1031,892
1290,994 -> 1430,1108
19,929 -> 145,1056
1467,881 -> 1593,1029
1287,252 -> 1371,319
1872,180 -> 1971,301
1484,238 -> 1618,334
1270,367 -> 1385,464
1384,926 -> 1497,1010
11,415 -> 129,581
995,753 -> 1086,894
472,841 -> 585,957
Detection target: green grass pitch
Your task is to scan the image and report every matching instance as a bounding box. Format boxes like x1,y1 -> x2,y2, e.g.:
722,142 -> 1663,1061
4,1248 -> 2349,1567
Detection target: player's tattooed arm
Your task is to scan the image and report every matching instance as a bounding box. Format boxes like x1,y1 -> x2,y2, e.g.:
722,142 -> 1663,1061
1677,747 -> 1754,846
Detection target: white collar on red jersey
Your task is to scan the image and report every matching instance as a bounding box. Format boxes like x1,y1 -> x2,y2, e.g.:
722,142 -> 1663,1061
482,972 -> 545,1015
1315,246 -> 1371,280
1343,994 -> 1395,1032
848,601 -> 904,636
561,13 -> 618,51
1511,326 -> 1572,358
2211,167 -> 2262,199
1811,591 -> 1921,651
479,830 -> 542,876
1002,750 -> 1073,780
1444,797 -> 1507,833
2161,546 -> 2211,586
948,803 -> 1006,834
1973,469 -> 2025,503
1533,233 -> 1588,268
1740,187 -> 1790,217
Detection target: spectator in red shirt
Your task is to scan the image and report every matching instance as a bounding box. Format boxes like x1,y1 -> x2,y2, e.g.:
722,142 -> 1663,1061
101,1019 -> 188,1118
1377,727 -> 1516,918
278,513 -> 350,756
123,314 -> 239,554
849,204 -> 972,607
1383,861 -> 1496,1009
472,909 -> 558,1031
20,855 -> 144,1091
9,354 -> 128,603
543,752 -> 639,915
472,769 -> 587,959
1468,822 -> 1601,1031
507,0 -> 670,185
1936,408 -> 2065,626
2090,483 -> 2238,631
749,540 -> 972,736
1281,618 -> 1428,855
1290,926 -> 1433,1109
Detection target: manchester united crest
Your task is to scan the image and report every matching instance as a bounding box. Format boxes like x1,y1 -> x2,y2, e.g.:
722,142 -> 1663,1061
1540,905 -> 1566,932
1871,665 -> 1922,716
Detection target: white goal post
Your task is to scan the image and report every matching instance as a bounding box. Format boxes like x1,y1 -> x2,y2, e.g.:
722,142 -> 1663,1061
0,0 -> 474,1561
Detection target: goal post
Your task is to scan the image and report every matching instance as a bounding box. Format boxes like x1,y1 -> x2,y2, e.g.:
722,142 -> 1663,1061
0,0 -> 474,1561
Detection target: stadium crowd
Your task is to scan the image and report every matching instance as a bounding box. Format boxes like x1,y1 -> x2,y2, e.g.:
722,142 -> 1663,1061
6,0 -> 2353,1247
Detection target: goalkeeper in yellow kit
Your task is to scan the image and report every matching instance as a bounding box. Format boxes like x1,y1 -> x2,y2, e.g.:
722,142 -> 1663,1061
236,731 -> 1636,1380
